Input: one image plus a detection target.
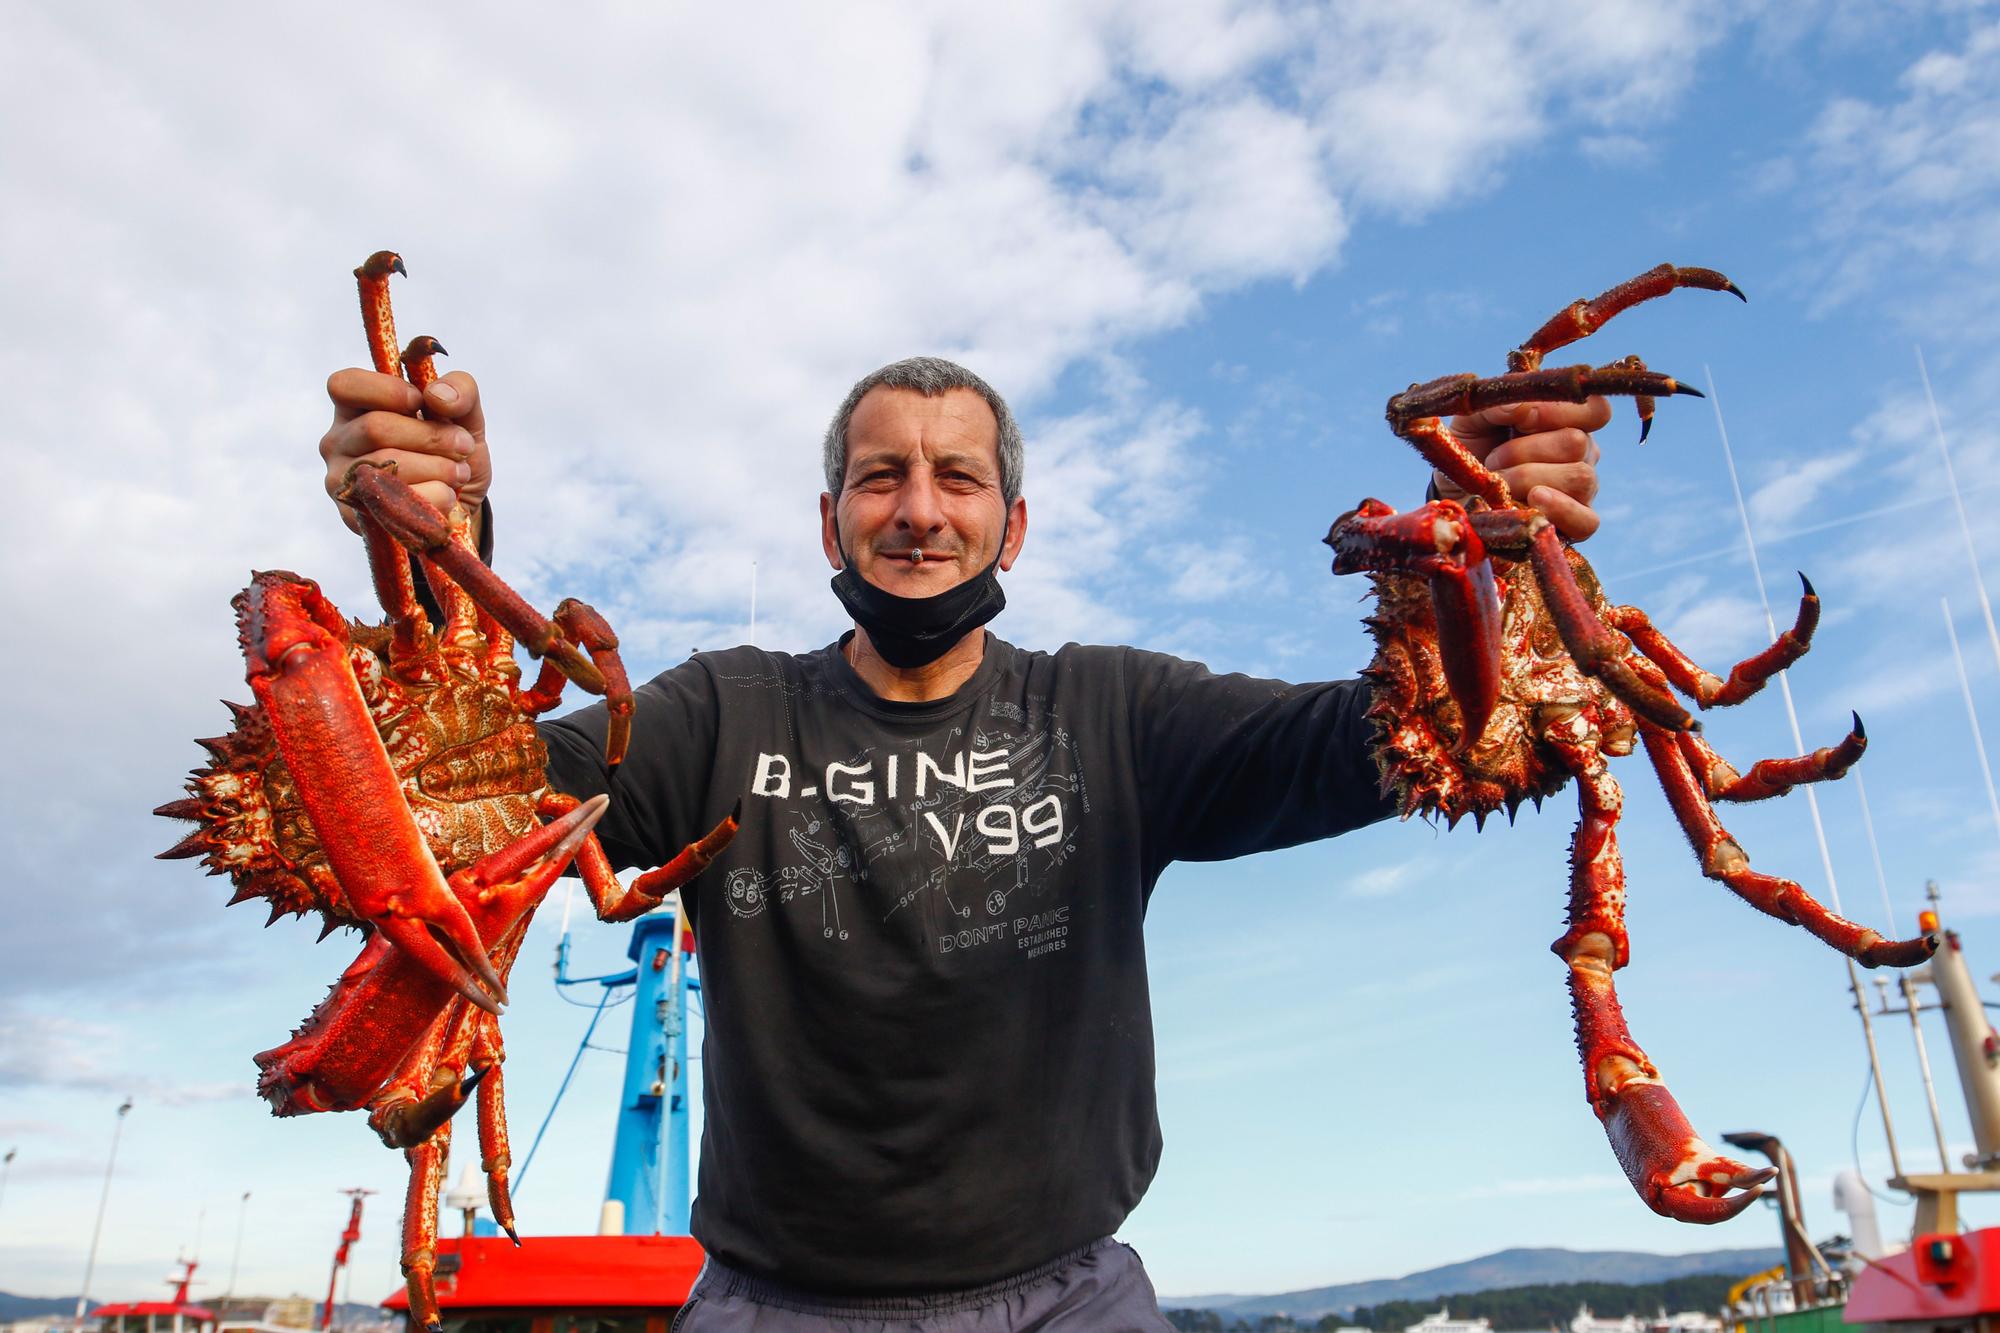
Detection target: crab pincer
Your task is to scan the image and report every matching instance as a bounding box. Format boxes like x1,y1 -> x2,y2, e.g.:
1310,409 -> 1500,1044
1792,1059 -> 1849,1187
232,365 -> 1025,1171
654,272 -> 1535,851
235,571 -> 507,1012
1604,1081 -> 1776,1223
1328,498 -> 1504,749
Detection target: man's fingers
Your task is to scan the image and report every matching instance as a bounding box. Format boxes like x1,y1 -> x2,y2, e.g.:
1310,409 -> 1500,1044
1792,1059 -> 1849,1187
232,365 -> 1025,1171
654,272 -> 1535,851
327,368 -> 422,421
1484,427 -> 1594,474
323,409 -> 474,472
1452,395 -> 1612,438
423,370 -> 483,431
1526,484 -> 1600,542
348,447 -> 473,492
404,479 -> 462,516
1496,459 -> 1599,507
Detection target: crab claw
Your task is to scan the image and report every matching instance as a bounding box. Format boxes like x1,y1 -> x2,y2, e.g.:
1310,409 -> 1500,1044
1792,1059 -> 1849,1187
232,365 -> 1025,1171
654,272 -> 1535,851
1427,551 -> 1503,750
1605,1080 -> 1775,1222
236,572 -> 506,1014
373,1065 -> 491,1151
1327,499 -> 1503,751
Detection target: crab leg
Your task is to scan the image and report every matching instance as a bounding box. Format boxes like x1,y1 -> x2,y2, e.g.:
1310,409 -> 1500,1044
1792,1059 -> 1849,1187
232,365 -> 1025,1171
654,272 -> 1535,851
1607,575 -> 1821,709
1510,264 -> 1744,373
543,792 -> 743,923
338,462 -> 639,765
255,794 -> 609,1117
368,1004 -> 483,1149
353,255 -> 636,768
471,1020 -> 519,1241
237,571 -> 503,1012
355,251 -> 407,376
395,335 -> 486,646
1677,717 -> 1867,804
1461,511 -> 1695,733
1388,365 -> 1703,507
1548,732 -> 1775,1222
512,601 -> 636,764
1640,727 -> 1935,967
401,1118 -> 451,1333
1327,498 -> 1503,747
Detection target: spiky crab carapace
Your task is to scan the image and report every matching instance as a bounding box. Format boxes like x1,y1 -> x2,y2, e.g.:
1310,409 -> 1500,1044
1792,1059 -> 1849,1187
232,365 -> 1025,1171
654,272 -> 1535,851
1324,264 -> 1936,1224
157,252 -> 737,1329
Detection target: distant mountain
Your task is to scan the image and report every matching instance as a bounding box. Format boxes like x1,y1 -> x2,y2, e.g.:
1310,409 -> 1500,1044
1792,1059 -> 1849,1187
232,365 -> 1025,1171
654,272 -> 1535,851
0,1295 -> 96,1321
1160,1246 -> 1785,1320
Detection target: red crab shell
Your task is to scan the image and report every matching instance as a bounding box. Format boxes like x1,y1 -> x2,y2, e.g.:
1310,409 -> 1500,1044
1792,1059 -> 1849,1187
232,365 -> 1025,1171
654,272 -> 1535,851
1359,543 -> 1634,826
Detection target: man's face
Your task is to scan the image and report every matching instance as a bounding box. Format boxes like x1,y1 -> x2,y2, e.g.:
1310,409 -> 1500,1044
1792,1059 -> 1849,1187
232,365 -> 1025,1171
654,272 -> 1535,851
820,386 -> 1028,597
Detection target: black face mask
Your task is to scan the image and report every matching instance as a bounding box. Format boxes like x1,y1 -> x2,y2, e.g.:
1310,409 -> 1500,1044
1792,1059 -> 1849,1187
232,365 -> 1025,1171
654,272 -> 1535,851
830,517 -> 1008,669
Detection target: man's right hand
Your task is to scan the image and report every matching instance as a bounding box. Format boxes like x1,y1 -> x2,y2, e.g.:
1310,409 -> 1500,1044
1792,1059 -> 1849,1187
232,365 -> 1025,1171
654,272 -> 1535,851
320,368 -> 491,535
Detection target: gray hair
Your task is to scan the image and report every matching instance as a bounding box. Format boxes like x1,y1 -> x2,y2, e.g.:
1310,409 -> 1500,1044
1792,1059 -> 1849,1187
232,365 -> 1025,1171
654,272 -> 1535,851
822,356 -> 1024,504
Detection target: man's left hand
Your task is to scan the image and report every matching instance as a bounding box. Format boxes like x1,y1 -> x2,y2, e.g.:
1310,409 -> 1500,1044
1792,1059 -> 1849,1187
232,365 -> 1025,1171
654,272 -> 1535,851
1441,396 -> 1609,541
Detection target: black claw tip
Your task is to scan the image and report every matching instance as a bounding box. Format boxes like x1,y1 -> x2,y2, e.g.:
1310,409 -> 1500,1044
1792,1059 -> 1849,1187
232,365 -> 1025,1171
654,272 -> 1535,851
1852,711 -> 1866,739
393,256 -> 409,278
426,1321 -> 443,1333
730,796 -> 744,820
1799,571 -> 1816,598
1725,281 -> 1746,302
460,1064 -> 492,1097
1674,382 -> 1706,398
1638,417 -> 1654,444
505,1224 -> 521,1247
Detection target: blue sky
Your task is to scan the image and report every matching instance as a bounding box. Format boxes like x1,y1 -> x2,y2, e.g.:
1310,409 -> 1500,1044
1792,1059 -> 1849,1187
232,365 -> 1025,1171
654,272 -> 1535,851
6,0 -> 2000,1307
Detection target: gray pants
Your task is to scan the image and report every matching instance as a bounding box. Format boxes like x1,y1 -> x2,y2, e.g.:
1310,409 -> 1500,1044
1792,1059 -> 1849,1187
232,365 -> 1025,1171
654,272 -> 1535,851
671,1238 -> 1173,1332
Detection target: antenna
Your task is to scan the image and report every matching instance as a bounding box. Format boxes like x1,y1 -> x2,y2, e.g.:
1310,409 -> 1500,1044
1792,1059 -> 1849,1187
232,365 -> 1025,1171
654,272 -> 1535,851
1918,346 -> 2000,676
1941,598 -> 2000,846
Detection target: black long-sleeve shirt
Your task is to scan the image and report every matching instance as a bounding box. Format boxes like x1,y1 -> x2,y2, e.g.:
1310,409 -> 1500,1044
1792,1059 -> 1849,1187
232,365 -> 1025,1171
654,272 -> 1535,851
540,634 -> 1391,1292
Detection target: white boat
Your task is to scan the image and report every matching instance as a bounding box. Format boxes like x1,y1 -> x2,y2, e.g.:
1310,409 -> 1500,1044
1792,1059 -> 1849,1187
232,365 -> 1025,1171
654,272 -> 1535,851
1571,1304 -> 1641,1333
1647,1311 -> 1724,1333
1404,1308 -> 1494,1333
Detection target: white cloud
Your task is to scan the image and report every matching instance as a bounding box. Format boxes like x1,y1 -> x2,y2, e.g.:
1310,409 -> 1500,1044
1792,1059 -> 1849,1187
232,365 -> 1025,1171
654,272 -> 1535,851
1749,448 -> 1864,529
1792,19 -> 2000,337
1159,538 -> 1280,602
1347,862 -> 1418,898
0,1005 -> 241,1108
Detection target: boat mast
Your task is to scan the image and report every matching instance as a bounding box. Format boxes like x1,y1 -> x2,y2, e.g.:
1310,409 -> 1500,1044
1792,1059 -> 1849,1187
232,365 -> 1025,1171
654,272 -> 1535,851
1704,367 -> 1906,1178
542,892 -> 699,1236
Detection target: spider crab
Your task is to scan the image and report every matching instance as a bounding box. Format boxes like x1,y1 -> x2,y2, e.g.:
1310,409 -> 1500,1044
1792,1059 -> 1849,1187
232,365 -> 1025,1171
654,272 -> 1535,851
1324,264 -> 1936,1224
157,252 -> 737,1329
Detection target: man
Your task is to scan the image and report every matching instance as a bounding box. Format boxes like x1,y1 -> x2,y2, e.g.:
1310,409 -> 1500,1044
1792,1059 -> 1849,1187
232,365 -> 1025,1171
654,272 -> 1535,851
320,357 -> 1606,1329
